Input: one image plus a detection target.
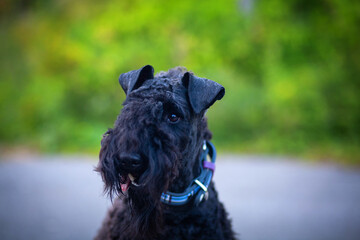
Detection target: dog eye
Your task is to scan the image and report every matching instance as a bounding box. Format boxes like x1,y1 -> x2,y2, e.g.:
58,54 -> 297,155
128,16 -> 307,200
168,114 -> 180,123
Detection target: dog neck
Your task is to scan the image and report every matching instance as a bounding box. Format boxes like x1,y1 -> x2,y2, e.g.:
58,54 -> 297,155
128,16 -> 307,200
160,141 -> 216,207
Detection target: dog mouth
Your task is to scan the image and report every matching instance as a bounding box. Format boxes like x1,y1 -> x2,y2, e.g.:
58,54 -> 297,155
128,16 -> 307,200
121,174 -> 140,193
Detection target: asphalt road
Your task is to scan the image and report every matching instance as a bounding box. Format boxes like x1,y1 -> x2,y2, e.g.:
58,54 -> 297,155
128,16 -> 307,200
0,155 -> 360,240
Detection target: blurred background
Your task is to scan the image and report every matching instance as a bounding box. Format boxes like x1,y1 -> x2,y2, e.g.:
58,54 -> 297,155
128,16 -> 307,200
1,0 -> 359,162
1,0 -> 360,239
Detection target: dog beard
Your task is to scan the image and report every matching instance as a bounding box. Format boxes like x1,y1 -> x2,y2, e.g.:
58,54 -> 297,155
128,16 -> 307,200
121,148 -> 180,239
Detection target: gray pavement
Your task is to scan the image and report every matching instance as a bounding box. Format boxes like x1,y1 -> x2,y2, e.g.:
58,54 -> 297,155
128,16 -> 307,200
0,155 -> 360,240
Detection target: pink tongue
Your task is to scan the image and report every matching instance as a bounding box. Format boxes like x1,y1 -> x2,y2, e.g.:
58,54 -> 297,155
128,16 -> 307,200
121,176 -> 131,193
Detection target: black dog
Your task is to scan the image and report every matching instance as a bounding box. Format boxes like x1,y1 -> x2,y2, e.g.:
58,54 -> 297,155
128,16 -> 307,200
95,65 -> 236,240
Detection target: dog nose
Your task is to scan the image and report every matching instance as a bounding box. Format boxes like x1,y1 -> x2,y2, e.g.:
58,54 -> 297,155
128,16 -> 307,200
118,153 -> 143,171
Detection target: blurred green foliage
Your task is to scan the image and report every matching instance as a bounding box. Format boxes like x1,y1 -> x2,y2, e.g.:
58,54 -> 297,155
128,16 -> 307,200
0,0 -> 359,163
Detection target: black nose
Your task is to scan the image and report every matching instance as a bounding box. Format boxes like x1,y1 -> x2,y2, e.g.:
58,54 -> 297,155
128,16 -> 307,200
118,153 -> 143,172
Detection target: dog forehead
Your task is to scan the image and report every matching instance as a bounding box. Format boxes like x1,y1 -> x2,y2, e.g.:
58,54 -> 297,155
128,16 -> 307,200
135,77 -> 185,98
125,77 -> 188,109
145,77 -> 179,90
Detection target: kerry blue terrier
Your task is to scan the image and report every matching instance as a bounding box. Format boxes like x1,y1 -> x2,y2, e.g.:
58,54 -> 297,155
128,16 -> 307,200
95,65 -> 236,240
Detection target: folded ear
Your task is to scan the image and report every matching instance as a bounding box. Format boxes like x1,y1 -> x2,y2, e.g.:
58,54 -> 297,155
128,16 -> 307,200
119,65 -> 154,95
182,72 -> 225,114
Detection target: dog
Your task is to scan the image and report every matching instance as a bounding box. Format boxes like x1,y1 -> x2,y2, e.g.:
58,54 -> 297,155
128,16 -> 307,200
95,65 -> 236,240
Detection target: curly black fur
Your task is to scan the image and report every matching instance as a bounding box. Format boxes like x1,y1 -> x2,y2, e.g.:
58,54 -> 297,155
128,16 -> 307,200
95,66 -> 236,240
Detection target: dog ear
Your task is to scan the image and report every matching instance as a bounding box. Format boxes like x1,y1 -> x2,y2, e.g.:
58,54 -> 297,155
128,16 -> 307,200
119,65 -> 154,95
182,72 -> 225,114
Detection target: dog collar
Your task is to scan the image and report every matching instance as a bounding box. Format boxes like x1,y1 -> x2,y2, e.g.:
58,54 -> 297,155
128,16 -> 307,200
160,141 -> 216,206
